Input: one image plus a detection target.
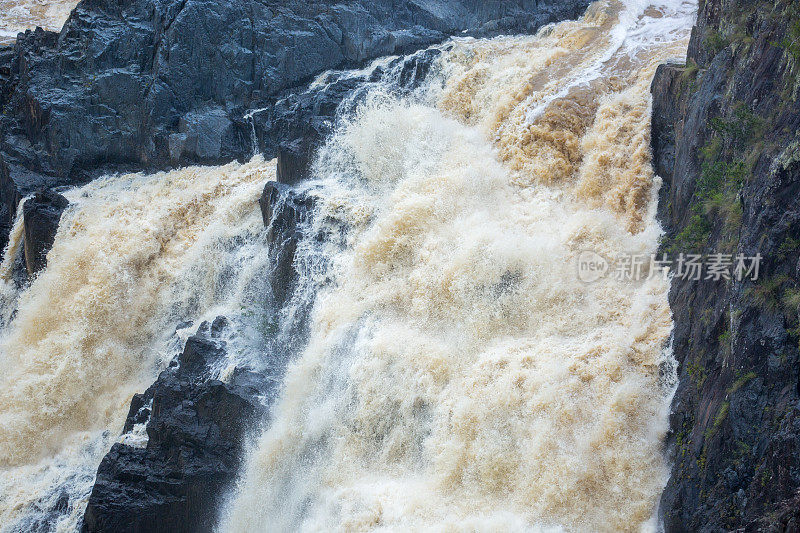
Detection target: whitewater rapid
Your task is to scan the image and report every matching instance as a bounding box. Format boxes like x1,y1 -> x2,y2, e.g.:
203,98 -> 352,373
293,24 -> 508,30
0,0 -> 696,530
221,0 -> 695,531
0,159 -> 276,530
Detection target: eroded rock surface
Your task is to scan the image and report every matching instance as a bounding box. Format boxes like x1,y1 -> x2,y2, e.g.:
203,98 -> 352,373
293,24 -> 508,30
82,318 -> 272,533
22,188 -> 67,275
652,0 -> 800,529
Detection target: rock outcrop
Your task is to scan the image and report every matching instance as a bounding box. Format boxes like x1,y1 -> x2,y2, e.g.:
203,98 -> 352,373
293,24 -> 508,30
82,318 -> 272,533
22,189 -> 68,275
0,0 -> 592,251
652,0 -> 800,530
259,181 -> 315,309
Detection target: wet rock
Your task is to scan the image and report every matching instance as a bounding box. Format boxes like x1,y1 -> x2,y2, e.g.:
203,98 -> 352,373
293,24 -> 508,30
276,139 -> 313,185
259,181 -> 316,307
22,189 -> 68,275
0,46 -> 14,107
0,157 -> 52,253
81,318 -> 271,533
652,0 -> 800,529
649,62 -> 684,226
172,108 -> 237,163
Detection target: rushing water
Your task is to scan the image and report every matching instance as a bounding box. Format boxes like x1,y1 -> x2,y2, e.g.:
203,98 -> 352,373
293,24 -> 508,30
0,159 -> 277,531
0,0 -> 76,43
0,0 -> 695,530
221,0 -> 695,531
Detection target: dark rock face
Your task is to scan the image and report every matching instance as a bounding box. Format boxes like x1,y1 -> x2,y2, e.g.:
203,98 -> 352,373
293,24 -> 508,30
22,189 -> 68,275
259,181 -> 316,309
82,317 -> 272,533
276,139 -> 314,185
652,0 -> 800,530
0,0 -> 592,251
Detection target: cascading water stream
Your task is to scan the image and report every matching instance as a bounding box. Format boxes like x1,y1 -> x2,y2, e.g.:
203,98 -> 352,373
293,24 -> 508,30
221,0 -> 695,531
0,202 -> 27,328
0,158 -> 279,531
0,0 -> 76,43
0,0 -> 697,530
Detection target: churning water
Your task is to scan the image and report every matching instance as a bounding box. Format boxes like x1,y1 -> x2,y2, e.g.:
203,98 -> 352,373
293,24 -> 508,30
222,0 -> 694,531
0,0 -> 695,530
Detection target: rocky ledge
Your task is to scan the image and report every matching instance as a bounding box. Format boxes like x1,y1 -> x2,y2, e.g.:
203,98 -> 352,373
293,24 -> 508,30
22,188 -> 68,275
0,0 -> 592,252
82,318 -> 272,533
652,0 -> 800,530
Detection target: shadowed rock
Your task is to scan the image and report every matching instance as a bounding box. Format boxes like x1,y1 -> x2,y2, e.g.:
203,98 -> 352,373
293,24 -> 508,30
276,139 -> 313,185
81,318 -> 271,533
259,181 -> 316,308
22,189 -> 68,275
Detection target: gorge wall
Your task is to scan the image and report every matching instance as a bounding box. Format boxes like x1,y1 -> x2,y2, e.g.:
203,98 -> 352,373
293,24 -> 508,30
652,0 -> 800,530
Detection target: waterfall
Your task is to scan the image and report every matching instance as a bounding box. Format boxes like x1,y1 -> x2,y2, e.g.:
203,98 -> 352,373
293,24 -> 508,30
0,0 -> 76,43
0,0 -> 698,530
0,202 -> 26,328
0,158 -> 276,530
221,0 -> 695,531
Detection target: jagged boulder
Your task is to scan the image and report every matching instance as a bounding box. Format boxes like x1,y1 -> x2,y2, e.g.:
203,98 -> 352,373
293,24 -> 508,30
276,139 -> 314,185
81,318 -> 271,533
